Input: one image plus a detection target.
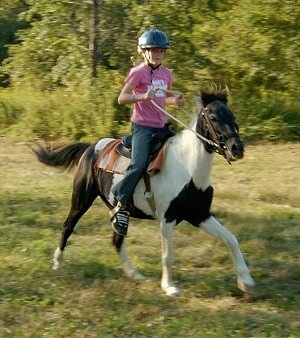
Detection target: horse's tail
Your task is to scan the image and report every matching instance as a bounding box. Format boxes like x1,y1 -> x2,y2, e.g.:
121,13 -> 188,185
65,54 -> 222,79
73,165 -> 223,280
30,142 -> 92,171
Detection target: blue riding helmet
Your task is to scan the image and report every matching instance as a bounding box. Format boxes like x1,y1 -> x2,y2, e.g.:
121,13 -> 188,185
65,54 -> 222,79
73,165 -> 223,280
138,29 -> 170,49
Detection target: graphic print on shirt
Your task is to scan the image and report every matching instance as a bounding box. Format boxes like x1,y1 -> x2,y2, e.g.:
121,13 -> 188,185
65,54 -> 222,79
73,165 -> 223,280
149,79 -> 167,98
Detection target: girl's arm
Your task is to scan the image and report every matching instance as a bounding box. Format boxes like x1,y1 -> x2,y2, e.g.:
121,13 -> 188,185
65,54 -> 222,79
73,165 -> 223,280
118,83 -> 156,105
165,87 -> 185,108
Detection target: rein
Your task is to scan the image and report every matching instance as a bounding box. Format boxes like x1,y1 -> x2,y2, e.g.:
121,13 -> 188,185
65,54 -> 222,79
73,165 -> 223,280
150,100 -> 218,148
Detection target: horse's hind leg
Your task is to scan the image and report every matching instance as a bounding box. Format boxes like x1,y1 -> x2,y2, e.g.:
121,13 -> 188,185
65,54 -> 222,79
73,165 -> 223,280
53,179 -> 98,269
201,215 -> 255,294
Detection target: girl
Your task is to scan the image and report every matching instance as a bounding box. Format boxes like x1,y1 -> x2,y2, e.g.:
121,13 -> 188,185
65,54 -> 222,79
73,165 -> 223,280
111,29 -> 185,236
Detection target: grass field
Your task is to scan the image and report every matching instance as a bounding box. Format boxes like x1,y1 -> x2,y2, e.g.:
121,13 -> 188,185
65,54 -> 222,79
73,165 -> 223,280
0,137 -> 299,337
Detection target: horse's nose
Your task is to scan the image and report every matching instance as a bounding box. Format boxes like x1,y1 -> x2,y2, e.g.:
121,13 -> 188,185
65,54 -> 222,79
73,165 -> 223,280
231,141 -> 244,159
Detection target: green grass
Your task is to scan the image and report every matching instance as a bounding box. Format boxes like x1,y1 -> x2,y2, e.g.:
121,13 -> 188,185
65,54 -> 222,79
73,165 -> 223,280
0,138 -> 299,337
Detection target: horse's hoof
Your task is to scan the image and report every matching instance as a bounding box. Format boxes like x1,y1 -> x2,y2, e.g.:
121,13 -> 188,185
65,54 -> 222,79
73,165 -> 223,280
132,272 -> 146,281
237,279 -> 255,295
52,261 -> 62,270
164,285 -> 181,297
124,269 -> 146,281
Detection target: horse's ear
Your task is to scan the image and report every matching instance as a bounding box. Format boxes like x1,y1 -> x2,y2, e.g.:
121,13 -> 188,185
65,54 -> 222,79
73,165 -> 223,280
199,88 -> 215,106
199,87 -> 210,106
199,87 -> 206,98
218,87 -> 229,103
220,85 -> 230,100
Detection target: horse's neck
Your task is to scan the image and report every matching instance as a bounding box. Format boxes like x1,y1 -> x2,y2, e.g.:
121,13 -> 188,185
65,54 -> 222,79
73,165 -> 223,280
172,130 -> 214,189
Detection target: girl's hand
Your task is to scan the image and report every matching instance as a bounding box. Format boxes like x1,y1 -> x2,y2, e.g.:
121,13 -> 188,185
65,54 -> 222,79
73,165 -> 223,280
144,89 -> 157,100
175,94 -> 185,108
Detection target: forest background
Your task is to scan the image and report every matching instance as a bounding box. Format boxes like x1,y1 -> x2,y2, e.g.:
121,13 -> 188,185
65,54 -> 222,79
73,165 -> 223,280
0,0 -> 299,142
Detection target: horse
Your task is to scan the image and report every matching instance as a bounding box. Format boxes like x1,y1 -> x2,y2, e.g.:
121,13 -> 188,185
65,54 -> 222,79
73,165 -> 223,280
31,88 -> 255,297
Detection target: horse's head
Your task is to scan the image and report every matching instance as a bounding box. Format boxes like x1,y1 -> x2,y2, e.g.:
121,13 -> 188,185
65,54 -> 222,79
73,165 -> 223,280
195,87 -> 244,163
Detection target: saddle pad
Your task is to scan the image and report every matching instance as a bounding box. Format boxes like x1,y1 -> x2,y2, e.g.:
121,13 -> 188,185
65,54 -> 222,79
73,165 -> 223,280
94,139 -> 127,174
94,139 -> 168,176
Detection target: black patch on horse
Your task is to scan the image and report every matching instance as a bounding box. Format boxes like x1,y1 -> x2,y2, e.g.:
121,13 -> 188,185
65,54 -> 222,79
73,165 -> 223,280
164,180 -> 213,226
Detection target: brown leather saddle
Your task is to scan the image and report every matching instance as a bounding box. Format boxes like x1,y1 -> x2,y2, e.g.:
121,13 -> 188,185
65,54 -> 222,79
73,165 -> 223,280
94,133 -> 172,176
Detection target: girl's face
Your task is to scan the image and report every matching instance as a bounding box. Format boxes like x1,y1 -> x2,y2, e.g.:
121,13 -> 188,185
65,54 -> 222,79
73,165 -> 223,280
144,48 -> 166,67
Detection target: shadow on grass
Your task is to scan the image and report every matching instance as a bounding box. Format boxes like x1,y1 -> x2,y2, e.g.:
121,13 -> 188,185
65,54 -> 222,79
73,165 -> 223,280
65,260 -> 122,280
1,193 -> 107,232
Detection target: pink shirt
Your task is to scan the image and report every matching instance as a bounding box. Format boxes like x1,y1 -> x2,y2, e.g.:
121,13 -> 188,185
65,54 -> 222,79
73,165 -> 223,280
124,63 -> 174,128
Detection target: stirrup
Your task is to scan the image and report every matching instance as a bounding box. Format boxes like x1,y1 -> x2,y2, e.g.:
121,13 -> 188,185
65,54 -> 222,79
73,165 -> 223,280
111,210 -> 130,237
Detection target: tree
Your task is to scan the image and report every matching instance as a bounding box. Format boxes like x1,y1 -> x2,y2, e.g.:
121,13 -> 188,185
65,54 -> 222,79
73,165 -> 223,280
0,0 -> 299,140
2,0 -> 92,89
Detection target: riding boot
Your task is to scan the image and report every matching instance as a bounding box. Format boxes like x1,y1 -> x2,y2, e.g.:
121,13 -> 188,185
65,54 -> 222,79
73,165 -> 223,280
110,201 -> 130,237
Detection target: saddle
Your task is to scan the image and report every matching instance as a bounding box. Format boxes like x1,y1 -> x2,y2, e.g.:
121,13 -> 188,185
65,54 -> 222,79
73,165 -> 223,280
94,132 -> 172,176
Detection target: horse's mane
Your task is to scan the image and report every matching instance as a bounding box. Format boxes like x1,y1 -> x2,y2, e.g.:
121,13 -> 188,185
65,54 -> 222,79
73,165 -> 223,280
199,84 -> 229,106
189,84 -> 229,128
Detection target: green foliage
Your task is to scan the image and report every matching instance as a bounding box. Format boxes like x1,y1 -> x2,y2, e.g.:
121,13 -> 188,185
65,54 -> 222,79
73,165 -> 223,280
0,0 -> 299,141
0,1 -> 28,86
0,71 -> 131,141
230,88 -> 300,141
1,0 -> 91,89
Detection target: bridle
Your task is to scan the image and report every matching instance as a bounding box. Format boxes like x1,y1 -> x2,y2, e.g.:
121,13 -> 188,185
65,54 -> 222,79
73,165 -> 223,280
201,106 -> 226,148
199,105 -> 239,164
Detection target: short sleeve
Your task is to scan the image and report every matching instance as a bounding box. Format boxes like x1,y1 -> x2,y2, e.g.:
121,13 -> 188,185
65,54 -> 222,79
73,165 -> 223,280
124,66 -> 141,86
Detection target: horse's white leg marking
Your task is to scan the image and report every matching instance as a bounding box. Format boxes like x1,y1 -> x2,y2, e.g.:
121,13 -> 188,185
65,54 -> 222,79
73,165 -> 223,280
160,220 -> 180,296
201,216 -> 255,293
52,247 -> 63,270
119,244 -> 145,280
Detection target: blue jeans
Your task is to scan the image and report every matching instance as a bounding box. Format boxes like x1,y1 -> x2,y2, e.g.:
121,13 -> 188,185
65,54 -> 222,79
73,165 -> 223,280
112,123 -> 166,206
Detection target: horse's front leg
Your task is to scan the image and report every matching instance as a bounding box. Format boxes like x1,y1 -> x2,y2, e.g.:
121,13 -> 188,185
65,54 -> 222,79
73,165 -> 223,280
201,216 -> 255,294
112,232 -> 145,280
160,219 -> 180,296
